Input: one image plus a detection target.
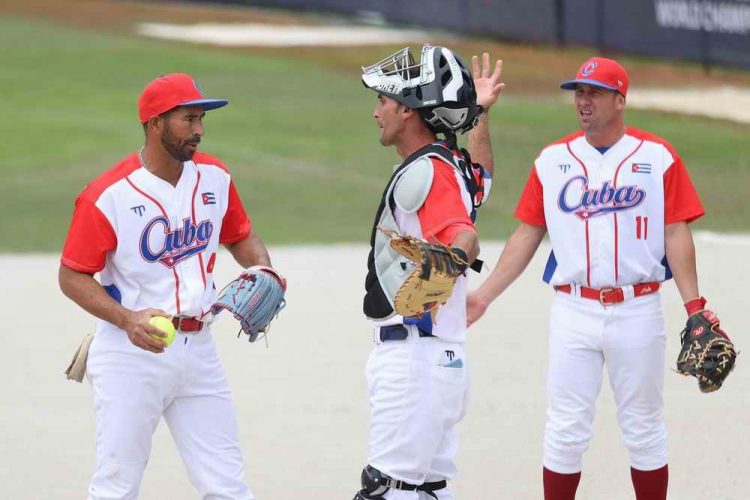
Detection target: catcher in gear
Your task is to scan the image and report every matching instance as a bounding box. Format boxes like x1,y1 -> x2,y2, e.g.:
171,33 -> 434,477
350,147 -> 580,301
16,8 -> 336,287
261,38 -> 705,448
676,298 -> 737,392
212,265 -> 287,342
356,46 -> 505,499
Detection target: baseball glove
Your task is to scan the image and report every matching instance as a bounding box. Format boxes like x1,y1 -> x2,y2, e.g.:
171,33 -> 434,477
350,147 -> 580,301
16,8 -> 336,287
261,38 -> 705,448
211,266 -> 287,342
676,309 -> 737,393
385,230 -> 469,319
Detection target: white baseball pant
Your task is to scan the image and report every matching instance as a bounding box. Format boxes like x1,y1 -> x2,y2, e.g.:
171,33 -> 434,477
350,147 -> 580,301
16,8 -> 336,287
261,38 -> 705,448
86,327 -> 254,500
366,324 -> 469,499
544,291 -> 668,474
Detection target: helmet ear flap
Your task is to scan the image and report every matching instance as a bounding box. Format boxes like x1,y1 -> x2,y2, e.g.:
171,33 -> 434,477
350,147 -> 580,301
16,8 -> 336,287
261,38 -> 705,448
421,104 -> 484,135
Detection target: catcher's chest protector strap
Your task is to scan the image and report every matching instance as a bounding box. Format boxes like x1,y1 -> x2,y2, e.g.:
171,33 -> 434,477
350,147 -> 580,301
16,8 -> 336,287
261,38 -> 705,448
427,141 -> 485,221
363,142 -> 485,319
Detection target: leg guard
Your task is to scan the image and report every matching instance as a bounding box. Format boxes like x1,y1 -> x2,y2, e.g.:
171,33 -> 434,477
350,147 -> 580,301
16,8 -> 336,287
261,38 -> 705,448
354,465 -> 419,499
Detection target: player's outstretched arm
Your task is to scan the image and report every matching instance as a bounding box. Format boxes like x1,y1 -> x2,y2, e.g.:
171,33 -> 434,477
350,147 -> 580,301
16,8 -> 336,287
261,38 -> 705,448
58,264 -> 170,353
467,53 -> 505,177
225,232 -> 272,268
665,221 -> 700,302
467,222 -> 546,326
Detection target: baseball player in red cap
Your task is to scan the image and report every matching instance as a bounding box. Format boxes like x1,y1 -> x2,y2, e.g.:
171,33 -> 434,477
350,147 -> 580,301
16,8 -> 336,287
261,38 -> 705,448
467,57 -> 724,500
59,73 -> 272,499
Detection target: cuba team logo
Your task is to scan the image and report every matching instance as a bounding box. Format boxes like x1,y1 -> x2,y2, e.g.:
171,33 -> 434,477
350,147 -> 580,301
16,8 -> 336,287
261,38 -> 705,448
140,216 -> 213,268
558,175 -> 646,221
581,61 -> 598,77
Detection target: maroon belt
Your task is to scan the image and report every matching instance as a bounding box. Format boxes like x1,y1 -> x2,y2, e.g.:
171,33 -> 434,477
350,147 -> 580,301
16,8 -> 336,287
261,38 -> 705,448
554,282 -> 660,305
171,316 -> 205,332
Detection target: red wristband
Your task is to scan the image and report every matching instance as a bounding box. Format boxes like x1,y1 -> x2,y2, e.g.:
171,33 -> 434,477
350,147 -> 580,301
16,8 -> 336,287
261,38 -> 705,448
684,296 -> 707,316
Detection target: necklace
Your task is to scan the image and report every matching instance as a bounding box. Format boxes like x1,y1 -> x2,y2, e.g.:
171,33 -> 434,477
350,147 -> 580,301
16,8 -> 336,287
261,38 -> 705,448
138,146 -> 183,185
137,147 -> 151,173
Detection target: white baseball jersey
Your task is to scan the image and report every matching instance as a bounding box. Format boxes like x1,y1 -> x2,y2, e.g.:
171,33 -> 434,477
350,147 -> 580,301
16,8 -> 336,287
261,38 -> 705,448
61,150 -> 255,499
517,127 -> 704,476
515,127 -> 704,288
61,150 -> 251,327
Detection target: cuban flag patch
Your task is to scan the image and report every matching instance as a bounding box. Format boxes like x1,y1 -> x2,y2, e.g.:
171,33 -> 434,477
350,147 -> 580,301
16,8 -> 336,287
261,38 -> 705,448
202,192 -> 216,205
632,163 -> 652,174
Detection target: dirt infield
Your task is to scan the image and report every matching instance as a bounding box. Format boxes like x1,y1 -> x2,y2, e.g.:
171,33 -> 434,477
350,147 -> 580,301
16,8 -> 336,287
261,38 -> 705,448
628,86 -> 750,124
1,235 -> 746,499
136,21 -> 430,47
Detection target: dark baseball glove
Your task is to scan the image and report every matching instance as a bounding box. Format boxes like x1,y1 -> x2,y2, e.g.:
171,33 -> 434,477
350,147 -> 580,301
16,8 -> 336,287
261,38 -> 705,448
384,230 -> 469,319
211,266 -> 287,342
676,309 -> 737,393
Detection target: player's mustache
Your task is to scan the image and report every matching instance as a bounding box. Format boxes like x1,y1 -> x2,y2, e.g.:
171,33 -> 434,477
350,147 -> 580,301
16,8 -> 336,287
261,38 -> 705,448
186,136 -> 201,145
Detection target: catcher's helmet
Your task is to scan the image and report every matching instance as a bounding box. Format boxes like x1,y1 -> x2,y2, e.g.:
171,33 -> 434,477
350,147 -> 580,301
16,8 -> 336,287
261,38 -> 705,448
362,45 -> 483,135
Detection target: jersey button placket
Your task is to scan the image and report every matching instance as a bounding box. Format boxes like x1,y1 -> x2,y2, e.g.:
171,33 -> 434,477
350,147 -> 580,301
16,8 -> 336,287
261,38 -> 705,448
175,183 -> 198,314
168,191 -> 184,317
605,159 -> 620,287
589,162 -> 604,284
604,161 -> 617,287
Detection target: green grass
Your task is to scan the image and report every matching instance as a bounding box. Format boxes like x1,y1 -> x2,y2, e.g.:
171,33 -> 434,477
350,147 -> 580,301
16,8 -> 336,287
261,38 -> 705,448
1,17 -> 748,252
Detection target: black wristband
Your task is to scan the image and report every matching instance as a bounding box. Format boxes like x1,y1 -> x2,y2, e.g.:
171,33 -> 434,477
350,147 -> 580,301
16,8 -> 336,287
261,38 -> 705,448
450,247 -> 470,274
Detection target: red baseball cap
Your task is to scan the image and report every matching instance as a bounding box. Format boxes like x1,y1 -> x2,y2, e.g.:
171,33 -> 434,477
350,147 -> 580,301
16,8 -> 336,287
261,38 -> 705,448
560,57 -> 629,97
137,73 -> 228,123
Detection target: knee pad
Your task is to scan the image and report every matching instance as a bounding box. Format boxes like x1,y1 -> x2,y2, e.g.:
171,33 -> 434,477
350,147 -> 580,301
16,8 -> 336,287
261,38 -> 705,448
354,465 -> 423,499
354,465 -> 391,499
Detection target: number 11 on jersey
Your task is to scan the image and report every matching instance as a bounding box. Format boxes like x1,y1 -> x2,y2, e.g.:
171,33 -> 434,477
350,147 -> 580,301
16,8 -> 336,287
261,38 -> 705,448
636,216 -> 649,240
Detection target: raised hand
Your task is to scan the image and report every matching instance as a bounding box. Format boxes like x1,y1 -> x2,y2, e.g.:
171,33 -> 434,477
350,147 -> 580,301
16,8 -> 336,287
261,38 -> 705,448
472,53 -> 506,110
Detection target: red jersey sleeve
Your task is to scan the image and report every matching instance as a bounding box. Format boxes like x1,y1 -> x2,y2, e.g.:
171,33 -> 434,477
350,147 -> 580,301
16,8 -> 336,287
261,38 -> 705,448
664,156 -> 704,224
514,166 -> 546,226
417,160 -> 476,246
61,196 -> 117,273
219,180 -> 252,244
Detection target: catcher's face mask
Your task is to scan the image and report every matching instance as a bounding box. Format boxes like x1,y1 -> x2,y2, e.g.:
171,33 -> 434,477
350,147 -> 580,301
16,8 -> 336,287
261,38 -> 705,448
362,46 -> 432,101
361,44 -> 483,135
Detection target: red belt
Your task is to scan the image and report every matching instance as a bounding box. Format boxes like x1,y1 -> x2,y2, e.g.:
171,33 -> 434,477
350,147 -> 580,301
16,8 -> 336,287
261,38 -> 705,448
555,282 -> 660,305
171,316 -> 205,332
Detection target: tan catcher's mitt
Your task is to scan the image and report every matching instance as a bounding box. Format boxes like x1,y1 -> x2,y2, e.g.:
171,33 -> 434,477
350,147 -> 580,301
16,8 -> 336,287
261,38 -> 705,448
676,309 -> 737,393
385,230 -> 469,319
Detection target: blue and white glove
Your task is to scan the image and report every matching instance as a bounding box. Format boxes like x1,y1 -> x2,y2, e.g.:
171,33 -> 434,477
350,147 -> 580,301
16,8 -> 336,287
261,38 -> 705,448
211,266 -> 287,342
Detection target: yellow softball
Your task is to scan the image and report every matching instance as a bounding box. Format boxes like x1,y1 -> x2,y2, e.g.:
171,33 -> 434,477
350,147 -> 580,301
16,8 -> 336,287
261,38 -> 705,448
148,316 -> 175,346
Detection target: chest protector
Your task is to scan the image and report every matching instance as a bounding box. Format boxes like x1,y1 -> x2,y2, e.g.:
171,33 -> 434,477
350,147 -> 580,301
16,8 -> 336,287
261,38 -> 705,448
363,142 -> 486,320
